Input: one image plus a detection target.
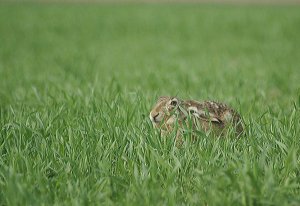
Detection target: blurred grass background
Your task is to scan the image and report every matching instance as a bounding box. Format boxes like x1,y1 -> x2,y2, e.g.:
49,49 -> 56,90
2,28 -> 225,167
1,4 -> 299,110
0,2 -> 300,205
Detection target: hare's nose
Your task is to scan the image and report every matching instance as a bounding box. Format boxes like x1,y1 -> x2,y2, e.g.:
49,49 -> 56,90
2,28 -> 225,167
150,112 -> 160,122
153,113 -> 159,120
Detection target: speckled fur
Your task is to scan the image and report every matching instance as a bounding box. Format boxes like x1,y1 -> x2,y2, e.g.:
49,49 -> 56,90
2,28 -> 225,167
149,96 -> 244,144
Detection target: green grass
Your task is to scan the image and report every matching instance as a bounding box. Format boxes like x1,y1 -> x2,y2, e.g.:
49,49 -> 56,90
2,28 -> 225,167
0,3 -> 300,205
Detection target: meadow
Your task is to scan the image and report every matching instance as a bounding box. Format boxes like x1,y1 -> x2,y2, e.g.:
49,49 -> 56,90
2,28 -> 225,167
0,3 -> 300,205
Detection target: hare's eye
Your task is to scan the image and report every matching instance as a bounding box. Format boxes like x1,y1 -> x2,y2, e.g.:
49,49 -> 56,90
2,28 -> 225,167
188,107 -> 198,115
170,100 -> 178,107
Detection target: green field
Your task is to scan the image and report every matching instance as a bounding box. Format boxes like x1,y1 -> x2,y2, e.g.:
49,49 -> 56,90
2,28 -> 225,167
0,3 -> 300,205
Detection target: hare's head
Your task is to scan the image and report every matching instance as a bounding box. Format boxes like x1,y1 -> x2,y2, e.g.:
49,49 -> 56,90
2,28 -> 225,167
149,96 -> 181,126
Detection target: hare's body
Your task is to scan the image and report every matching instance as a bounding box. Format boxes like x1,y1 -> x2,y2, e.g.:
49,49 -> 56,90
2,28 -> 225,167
183,100 -> 243,136
149,96 -> 243,144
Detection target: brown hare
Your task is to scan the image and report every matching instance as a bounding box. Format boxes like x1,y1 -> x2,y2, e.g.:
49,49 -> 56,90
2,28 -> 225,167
149,96 -> 244,144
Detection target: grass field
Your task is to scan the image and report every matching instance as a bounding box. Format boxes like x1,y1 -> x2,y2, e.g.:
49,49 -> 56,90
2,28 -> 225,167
0,3 -> 300,205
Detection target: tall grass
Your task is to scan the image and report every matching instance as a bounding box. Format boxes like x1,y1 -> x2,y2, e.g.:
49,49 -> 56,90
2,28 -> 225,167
0,3 -> 299,205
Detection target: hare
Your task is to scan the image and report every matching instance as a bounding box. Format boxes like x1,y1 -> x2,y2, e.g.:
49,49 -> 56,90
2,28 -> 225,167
149,96 -> 244,144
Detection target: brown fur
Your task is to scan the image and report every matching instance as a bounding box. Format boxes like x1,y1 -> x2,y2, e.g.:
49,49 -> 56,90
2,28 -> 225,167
149,96 -> 244,144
